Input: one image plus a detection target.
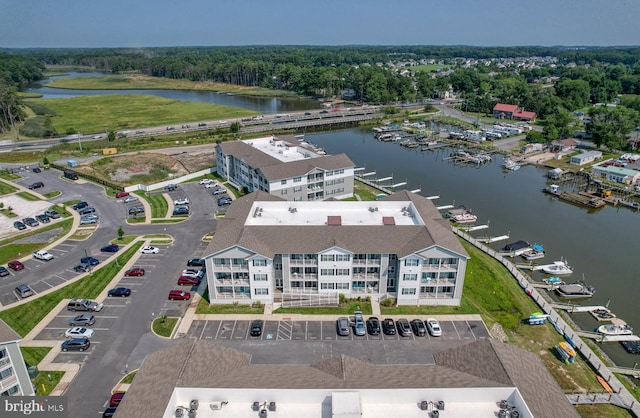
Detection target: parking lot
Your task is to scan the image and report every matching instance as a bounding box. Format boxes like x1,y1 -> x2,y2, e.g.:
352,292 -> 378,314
186,318 -> 489,342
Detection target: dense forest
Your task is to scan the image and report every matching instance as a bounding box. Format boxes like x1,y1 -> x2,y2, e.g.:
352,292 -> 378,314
2,45 -> 640,148
0,53 -> 45,135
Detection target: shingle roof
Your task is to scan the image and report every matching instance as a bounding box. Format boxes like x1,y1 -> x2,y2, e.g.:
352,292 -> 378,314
204,190 -> 468,259
115,340 -> 579,418
493,103 -> 518,113
0,319 -> 21,343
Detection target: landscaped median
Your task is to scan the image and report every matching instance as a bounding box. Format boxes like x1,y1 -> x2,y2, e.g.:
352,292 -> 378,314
0,240 -> 144,337
152,315 -> 179,338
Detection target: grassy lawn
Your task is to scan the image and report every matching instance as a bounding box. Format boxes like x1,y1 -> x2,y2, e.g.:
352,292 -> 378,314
0,241 -> 143,336
152,316 -> 178,337
0,170 -> 23,181
151,219 -> 185,224
353,180 -> 383,201
16,191 -> 40,201
21,346 -> 52,367
196,290 -> 264,314
33,371 -> 64,396
0,220 -> 72,264
42,191 -> 62,198
120,371 -> 137,384
27,94 -> 257,134
274,300 -> 373,315
0,180 -> 18,195
134,190 -> 168,218
46,74 -> 296,97
576,404 -> 635,418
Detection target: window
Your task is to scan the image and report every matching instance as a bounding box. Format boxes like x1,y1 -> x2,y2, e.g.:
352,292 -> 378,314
321,283 -> 335,290
439,272 -> 455,280
290,254 -> 303,260
321,254 -> 335,262
0,385 -> 19,396
305,281 -> 317,289
402,288 -> 416,295
294,176 -> 302,183
254,288 -> 269,295
366,267 -> 379,274
232,258 -> 247,267
291,281 -> 302,288
427,258 -> 440,265
281,189 -> 287,195
336,254 -> 351,262
321,269 -> 335,276
367,254 -> 380,260
254,274 -> 268,281
253,259 -> 266,267
403,274 -> 417,281
325,170 -> 334,176
0,367 -> 13,380
293,186 -> 302,192
336,269 -> 350,276
352,267 -> 365,275
214,258 -> 230,266
404,259 -> 419,266
281,179 -> 287,185
336,283 -> 350,290
304,254 -> 317,261
290,267 -> 303,275
422,272 -> 437,282
304,267 -> 317,275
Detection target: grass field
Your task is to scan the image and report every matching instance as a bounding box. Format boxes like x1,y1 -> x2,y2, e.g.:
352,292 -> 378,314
33,371 -> 64,396
21,346 -> 52,367
0,220 -> 72,264
46,74 -> 297,97
0,180 -> 18,195
26,94 -> 257,134
152,316 -> 178,337
413,64 -> 450,73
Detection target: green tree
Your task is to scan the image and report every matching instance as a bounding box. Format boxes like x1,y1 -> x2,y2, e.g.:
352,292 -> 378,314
117,226 -> 124,240
229,121 -> 240,134
107,130 -> 116,141
587,106 -> 640,149
554,79 -> 590,110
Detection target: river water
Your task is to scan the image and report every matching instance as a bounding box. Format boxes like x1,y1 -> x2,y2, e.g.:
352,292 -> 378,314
25,77 -> 640,367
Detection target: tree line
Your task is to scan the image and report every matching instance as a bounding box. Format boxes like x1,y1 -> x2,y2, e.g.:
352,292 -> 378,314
0,53 -> 44,135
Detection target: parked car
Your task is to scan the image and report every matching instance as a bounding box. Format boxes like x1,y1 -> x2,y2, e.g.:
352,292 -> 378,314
168,290 -> 191,300
182,269 -> 203,278
61,337 -> 90,352
217,197 -> 232,206
124,267 -> 145,277
115,191 -> 130,198
69,314 -> 95,327
108,287 -> 131,297
123,196 -> 139,203
395,318 -> 412,337
64,327 -> 95,339
36,214 -> 51,223
67,298 -> 103,312
72,201 -> 88,211
78,207 -> 96,215
109,393 -> 125,407
0,266 -> 9,277
28,181 -> 44,190
32,167 -> 42,173
177,275 -> 200,286
366,317 -> 381,335
100,244 -> 120,253
80,217 -> 98,225
353,311 -> 366,336
102,407 -> 117,418
382,318 -> 396,335
33,250 -> 54,261
44,209 -> 61,219
164,184 -> 177,191
198,122 -> 207,127
186,258 -> 205,267
13,221 -> 27,231
204,182 -> 218,189
174,198 -> 189,206
128,206 -> 144,215
426,318 -> 442,337
15,284 -> 33,298
250,319 -> 264,336
410,319 -> 427,337
81,256 -> 100,266
172,206 -> 189,216
199,178 -> 214,185
140,246 -> 159,254
23,217 -> 39,227
211,187 -> 227,195
336,317 -> 350,336
73,263 -> 92,273
8,260 -> 25,271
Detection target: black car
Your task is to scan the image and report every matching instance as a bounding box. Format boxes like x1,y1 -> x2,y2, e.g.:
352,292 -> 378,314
187,258 -> 205,267
69,314 -> 95,326
36,214 -> 51,223
78,207 -> 96,215
28,181 -> 44,189
173,206 -> 189,216
366,317 -> 381,335
32,167 -> 42,173
13,221 -> 27,231
108,287 -> 131,297
61,337 -> 90,352
102,407 -> 117,418
23,217 -> 39,227
396,318 -> 412,337
81,256 -> 100,266
100,244 -> 120,253
410,319 -> 427,337
217,197 -> 232,206
250,319 -> 264,336
128,206 -> 144,215
72,201 -> 88,211
0,266 -> 9,277
382,318 -> 396,335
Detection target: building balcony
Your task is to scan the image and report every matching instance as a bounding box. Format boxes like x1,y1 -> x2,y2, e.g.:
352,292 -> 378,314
214,292 -> 252,299
351,273 -> 380,280
0,374 -> 18,392
0,357 -> 10,369
215,279 -> 250,286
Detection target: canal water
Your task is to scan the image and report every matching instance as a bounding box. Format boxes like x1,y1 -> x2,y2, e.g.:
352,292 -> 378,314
25,76 -> 639,367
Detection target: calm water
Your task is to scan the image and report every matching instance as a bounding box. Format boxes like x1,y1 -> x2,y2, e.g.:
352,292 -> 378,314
308,127 -> 640,367
26,75 -> 639,366
26,72 -> 322,113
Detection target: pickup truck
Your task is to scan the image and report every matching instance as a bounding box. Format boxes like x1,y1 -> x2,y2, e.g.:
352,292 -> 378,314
33,250 -> 54,261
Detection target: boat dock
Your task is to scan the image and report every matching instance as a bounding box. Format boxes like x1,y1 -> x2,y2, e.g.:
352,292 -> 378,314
545,187 -> 607,209
550,303 -> 609,313
476,234 -> 510,243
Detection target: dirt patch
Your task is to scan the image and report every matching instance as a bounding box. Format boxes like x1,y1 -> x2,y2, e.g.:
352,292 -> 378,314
489,322 -> 508,342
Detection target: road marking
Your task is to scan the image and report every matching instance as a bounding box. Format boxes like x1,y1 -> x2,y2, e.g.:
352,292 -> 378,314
41,280 -> 55,288
451,321 -> 462,339
199,321 -> 208,339
102,304 -> 127,308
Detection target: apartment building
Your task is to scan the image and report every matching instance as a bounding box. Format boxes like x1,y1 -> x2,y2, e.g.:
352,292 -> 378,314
215,135 -> 355,201
0,319 -> 35,396
203,190 -> 469,306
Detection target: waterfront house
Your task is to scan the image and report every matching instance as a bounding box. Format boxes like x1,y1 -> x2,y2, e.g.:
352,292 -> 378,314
547,168 -> 565,180
216,135 -> 355,201
493,103 -> 536,122
0,319 -> 35,396
591,164 -> 640,185
570,150 -> 602,166
203,190 -> 469,306
551,138 -> 577,153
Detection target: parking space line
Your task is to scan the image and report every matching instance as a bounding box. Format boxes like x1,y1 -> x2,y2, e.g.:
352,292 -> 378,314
213,321 -> 223,339
199,321 -> 208,339
450,321 -> 462,339
40,280 -> 54,288
277,320 -> 292,340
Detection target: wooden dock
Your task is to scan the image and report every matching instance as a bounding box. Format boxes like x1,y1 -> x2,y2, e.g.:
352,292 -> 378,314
476,234 -> 510,243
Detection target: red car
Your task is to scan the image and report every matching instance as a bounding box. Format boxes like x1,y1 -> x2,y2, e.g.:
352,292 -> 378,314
8,260 -> 25,271
177,275 -> 200,285
124,267 -> 145,277
168,290 -> 191,300
115,191 -> 130,198
109,392 -> 125,407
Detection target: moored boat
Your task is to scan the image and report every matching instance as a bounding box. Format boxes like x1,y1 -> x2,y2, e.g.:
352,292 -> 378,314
542,276 -> 565,288
448,208 -> 478,224
521,243 -> 545,260
596,323 -> 633,336
501,240 -> 531,256
541,260 -> 573,275
556,282 -> 595,299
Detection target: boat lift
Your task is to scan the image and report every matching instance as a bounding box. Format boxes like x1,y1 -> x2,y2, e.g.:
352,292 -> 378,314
476,234 -> 510,243
459,224 -> 489,232
410,189 -> 421,194
361,171 -> 376,177
426,195 -> 439,200
374,176 -> 393,182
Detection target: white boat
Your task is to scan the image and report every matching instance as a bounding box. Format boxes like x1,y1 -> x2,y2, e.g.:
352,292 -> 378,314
521,243 -> 545,260
597,324 -> 633,336
540,260 -> 573,275
542,276 -> 565,288
502,157 -> 521,171
556,282 -> 595,299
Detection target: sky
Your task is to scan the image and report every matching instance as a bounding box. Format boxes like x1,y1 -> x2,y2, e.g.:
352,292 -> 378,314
2,0 -> 639,48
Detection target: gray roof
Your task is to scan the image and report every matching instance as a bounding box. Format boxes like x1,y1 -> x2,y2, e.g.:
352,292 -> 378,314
0,319 -> 21,343
217,138 -> 355,182
204,190 -> 468,259
115,339 -> 578,418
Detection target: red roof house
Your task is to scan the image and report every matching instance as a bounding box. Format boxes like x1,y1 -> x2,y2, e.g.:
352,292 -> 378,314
493,103 -> 536,122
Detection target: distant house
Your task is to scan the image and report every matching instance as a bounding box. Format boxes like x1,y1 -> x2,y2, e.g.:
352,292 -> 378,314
341,88 -> 356,100
493,103 -> 536,122
521,143 -> 543,154
547,168 -> 565,180
570,150 -> 602,166
551,138 -> 577,153
591,163 -> 640,185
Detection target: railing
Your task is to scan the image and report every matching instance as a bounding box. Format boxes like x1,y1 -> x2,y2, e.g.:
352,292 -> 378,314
0,374 -> 17,392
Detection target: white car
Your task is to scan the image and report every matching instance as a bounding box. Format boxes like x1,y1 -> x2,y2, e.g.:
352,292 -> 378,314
182,269 -> 204,278
65,327 -> 95,339
33,250 -> 54,261
140,246 -> 159,254
174,198 -> 189,206
218,120 -> 227,124
123,196 -> 139,203
426,318 -> 442,337
204,182 -> 218,189
199,178 -> 214,185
